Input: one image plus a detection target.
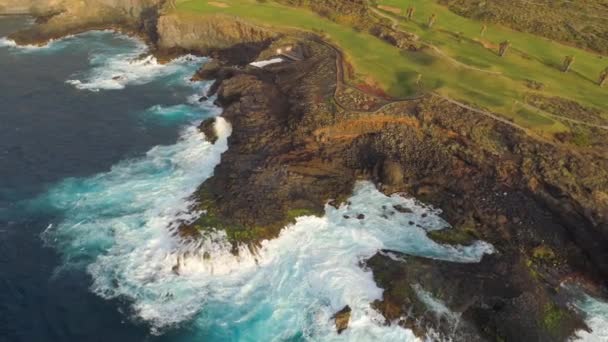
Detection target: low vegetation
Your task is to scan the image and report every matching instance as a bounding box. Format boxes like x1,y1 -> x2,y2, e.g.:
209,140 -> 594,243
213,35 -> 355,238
438,0 -> 608,54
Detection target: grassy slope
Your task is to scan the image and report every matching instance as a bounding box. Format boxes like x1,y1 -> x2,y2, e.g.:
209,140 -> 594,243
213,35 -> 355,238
175,0 -> 608,137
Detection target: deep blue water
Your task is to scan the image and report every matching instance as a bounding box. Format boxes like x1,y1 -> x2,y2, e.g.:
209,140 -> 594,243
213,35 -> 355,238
0,17 -> 209,342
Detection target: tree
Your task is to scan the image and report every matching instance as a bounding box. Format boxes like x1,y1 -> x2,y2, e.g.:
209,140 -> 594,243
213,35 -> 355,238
480,24 -> 487,37
600,67 -> 608,87
562,55 -> 575,72
428,14 -> 437,28
415,73 -> 422,86
498,40 -> 511,57
406,6 -> 415,20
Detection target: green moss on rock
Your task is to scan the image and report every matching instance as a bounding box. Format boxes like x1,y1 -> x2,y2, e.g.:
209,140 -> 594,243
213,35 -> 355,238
427,226 -> 479,246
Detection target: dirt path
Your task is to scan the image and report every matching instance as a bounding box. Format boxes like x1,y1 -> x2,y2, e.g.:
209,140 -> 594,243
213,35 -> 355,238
515,101 -> 608,130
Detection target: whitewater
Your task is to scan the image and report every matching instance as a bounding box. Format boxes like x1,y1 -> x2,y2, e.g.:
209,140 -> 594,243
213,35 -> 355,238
4,30 -> 608,341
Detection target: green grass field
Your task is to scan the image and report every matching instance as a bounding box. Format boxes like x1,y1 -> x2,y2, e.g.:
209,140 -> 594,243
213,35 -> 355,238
174,0 -> 608,137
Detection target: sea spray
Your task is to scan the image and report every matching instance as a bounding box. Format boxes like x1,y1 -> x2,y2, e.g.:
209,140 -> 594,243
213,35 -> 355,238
0,37 -> 17,47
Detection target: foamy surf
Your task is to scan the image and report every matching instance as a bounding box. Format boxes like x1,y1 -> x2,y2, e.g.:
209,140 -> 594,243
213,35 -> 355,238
572,292 -> 608,341
43,158 -> 493,341
65,37 -> 205,91
0,37 -> 17,47
0,34 -> 79,51
1,30 -> 205,91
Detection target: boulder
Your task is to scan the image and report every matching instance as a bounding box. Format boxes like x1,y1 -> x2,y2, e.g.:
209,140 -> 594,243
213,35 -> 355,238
332,305 -> 352,334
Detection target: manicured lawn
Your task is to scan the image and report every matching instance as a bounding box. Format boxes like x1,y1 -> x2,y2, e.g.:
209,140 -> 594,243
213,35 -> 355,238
376,0 -> 608,121
175,0 -> 608,136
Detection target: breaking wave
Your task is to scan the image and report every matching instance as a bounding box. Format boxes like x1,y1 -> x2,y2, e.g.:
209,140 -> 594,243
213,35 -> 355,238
66,50 -> 205,91
64,33 -> 204,91
0,33 -> 78,51
572,291 -> 608,341
0,37 -> 17,47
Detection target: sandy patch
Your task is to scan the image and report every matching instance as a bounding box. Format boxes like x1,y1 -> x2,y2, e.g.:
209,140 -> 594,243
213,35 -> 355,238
208,1 -> 229,8
378,5 -> 401,15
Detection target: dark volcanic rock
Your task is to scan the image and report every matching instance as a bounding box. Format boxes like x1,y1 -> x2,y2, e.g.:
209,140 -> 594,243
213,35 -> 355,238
198,118 -> 218,144
366,251 -> 587,341
181,38 -> 356,245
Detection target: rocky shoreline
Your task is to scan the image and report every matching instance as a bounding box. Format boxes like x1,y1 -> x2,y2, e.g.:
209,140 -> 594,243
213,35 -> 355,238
6,1 -> 608,340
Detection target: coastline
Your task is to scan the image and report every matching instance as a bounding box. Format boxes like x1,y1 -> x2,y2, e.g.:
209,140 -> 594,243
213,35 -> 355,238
5,4 -> 608,341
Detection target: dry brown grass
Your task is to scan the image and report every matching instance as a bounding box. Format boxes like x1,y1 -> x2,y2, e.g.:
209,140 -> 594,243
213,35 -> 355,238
378,5 -> 401,15
315,115 -> 419,141
208,1 -> 229,8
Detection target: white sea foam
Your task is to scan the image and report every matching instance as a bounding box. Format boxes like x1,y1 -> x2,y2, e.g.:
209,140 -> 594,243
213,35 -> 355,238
0,37 -> 17,47
572,292 -> 608,341
66,38 -> 205,91
0,34 -> 78,51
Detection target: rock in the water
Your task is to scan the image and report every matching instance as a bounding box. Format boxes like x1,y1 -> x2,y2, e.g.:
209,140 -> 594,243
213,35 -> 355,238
332,305 -> 351,334
198,96 -> 208,102
393,204 -> 412,213
198,117 -> 218,144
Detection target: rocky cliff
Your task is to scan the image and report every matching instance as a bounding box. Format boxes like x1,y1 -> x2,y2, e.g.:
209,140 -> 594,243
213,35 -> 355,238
156,12 -> 277,52
0,0 -> 161,16
6,0 -> 163,45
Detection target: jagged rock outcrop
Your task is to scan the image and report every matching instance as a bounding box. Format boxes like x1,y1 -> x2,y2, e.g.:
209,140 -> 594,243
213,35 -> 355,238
367,251 -> 587,341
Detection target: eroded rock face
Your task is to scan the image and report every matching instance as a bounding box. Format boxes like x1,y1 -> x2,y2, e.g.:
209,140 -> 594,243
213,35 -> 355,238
7,0 -> 164,45
0,0 -> 64,15
198,118 -> 218,144
156,13 -> 277,52
181,38 -> 356,246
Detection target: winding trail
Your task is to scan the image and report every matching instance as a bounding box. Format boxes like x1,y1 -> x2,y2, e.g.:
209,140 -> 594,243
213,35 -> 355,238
515,101 -> 608,130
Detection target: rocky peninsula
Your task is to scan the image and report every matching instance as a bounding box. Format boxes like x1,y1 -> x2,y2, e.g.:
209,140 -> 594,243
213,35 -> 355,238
3,0 -> 608,340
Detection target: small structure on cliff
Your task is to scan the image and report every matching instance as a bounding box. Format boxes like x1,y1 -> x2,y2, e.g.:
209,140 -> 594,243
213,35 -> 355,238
276,45 -> 304,61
